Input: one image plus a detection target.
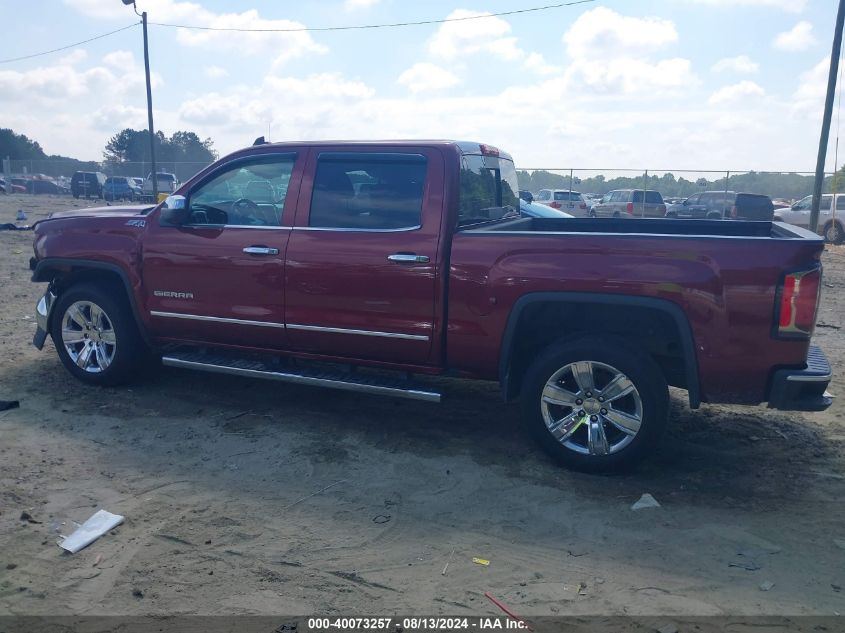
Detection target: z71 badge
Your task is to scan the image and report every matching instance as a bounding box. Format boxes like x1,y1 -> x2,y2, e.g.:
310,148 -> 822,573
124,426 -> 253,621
126,219 -> 146,228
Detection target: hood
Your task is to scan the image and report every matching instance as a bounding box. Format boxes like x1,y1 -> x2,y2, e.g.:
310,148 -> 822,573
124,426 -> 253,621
46,205 -> 154,220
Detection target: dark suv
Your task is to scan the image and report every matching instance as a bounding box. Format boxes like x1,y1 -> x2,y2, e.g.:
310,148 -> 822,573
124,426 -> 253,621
70,171 -> 107,199
667,191 -> 774,221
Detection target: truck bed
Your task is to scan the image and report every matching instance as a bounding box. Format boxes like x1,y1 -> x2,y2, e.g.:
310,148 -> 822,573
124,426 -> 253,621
465,217 -> 817,239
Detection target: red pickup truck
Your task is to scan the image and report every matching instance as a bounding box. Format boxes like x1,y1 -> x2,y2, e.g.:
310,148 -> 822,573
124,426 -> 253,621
30,140 -> 832,472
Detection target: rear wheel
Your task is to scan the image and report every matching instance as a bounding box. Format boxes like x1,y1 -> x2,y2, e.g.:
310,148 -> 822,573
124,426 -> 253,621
520,336 -> 669,473
52,283 -> 146,386
824,220 -> 844,244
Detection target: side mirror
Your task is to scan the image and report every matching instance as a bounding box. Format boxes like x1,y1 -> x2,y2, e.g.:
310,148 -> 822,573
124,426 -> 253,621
159,195 -> 188,226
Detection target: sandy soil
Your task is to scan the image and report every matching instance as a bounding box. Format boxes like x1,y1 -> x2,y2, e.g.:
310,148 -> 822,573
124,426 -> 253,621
0,194 -> 843,617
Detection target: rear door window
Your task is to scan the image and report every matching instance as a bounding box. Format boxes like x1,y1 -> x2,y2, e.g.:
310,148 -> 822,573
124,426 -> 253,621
310,153 -> 427,230
644,191 -> 663,204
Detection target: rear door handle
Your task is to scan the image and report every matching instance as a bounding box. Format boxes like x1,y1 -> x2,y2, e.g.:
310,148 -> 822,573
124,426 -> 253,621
243,246 -> 279,256
387,253 -> 430,264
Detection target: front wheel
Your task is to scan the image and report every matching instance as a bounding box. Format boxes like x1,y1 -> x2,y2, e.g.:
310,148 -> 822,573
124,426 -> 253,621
520,336 -> 669,473
51,283 -> 146,386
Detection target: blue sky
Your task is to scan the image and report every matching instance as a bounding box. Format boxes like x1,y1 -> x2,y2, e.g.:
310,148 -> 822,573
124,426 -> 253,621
0,0 -> 840,173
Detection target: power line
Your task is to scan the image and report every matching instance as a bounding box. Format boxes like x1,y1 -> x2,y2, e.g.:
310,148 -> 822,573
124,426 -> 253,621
148,0 -> 596,32
0,22 -> 140,64
0,1 -> 595,65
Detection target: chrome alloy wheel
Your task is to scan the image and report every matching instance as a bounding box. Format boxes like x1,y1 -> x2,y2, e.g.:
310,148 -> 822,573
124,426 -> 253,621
540,360 -> 643,456
61,301 -> 117,373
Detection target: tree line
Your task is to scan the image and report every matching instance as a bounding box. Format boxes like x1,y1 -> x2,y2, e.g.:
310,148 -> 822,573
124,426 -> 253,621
1,127 -> 217,182
517,169 -> 844,201
2,126 -> 842,199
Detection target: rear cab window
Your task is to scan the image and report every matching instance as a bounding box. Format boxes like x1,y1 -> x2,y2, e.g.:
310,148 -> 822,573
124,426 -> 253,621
458,151 -> 519,226
553,191 -> 581,201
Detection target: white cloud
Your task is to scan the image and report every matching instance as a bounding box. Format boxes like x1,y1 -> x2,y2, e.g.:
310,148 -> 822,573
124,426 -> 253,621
204,65 -> 229,79
559,8 -> 693,96
397,63 -> 460,94
711,55 -> 759,74
344,0 -> 381,10
708,80 -> 765,104
102,50 -> 135,69
524,52 -> 560,76
792,57 -> 829,117
563,7 -> 678,59
59,49 -> 88,66
64,0 -> 328,60
428,10 -> 521,61
774,21 -> 816,52
681,0 -> 807,11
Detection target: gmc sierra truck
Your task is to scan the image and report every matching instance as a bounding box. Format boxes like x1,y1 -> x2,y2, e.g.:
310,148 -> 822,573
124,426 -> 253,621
30,140 -> 833,472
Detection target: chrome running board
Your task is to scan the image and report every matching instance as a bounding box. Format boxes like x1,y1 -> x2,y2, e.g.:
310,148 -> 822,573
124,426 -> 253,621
161,351 -> 441,403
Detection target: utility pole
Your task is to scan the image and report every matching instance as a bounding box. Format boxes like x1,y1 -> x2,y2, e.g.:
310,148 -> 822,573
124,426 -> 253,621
811,0 -> 845,233
142,10 -> 158,200
124,0 -> 157,200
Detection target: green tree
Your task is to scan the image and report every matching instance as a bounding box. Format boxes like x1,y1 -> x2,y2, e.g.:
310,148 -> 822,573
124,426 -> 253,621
0,128 -> 46,159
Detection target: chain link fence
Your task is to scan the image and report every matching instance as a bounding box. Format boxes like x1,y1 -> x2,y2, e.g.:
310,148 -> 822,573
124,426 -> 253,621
2,159 -> 212,184
2,159 -> 844,205
517,169 -> 844,205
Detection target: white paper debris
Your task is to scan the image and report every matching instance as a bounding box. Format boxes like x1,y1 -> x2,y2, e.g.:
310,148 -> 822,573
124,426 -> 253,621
59,510 -> 124,553
631,493 -> 661,511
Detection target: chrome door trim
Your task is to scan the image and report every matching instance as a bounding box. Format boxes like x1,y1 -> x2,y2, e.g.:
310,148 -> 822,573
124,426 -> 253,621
291,225 -> 421,233
151,311 -> 286,329
286,323 -> 429,341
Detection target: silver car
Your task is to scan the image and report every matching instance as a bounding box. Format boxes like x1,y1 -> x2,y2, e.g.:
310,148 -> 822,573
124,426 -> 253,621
776,194 -> 844,243
591,189 -> 666,219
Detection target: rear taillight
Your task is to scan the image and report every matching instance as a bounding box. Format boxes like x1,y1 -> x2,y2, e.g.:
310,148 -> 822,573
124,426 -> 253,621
730,205 -> 738,219
626,202 -> 634,214
580,203 -> 586,209
658,204 -> 666,214
777,268 -> 822,338
550,201 -> 561,209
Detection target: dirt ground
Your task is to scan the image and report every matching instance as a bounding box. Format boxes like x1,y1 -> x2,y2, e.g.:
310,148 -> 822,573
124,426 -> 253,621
0,194 -> 843,617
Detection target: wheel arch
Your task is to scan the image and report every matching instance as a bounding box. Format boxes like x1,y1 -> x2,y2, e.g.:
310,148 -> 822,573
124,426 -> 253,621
498,292 -> 701,408
32,258 -> 148,342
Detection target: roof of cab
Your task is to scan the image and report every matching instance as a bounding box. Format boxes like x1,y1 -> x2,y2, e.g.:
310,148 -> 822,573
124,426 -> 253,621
232,139 -> 513,162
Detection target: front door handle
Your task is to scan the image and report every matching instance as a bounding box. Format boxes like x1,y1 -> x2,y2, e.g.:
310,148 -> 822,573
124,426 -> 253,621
387,253 -> 430,264
243,246 -> 279,256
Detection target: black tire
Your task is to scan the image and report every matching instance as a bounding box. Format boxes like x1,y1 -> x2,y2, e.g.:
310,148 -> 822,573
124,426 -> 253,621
824,220 -> 844,244
589,210 -> 597,218
706,211 -> 721,220
612,211 -> 621,218
51,282 -> 147,386
666,212 -> 677,219
520,335 -> 669,473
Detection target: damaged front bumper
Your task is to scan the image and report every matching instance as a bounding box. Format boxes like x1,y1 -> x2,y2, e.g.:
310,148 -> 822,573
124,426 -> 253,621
33,289 -> 56,350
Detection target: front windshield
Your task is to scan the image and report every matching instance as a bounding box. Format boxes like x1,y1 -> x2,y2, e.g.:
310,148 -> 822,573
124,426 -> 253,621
458,153 -> 519,226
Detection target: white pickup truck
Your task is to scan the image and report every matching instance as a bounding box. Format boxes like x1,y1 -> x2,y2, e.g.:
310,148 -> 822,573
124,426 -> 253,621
141,172 -> 180,202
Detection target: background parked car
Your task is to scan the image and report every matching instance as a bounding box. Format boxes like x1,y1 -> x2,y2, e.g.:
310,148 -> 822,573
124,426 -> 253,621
728,193 -> 774,221
534,189 -> 588,215
103,176 -> 142,202
519,198 -> 574,218
591,189 -> 666,218
27,178 -> 61,195
70,171 -> 107,199
142,172 -> 180,201
666,191 -> 732,219
777,194 -> 845,243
